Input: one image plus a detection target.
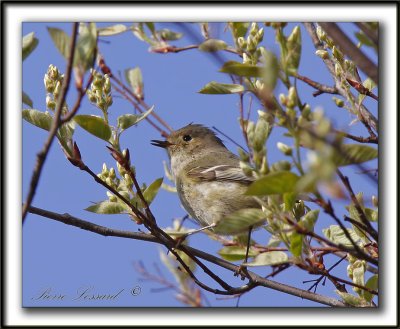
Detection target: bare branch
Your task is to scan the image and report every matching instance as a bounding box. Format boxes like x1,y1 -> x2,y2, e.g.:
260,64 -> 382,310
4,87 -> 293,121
27,206 -> 347,307
22,23 -> 79,223
292,72 -> 338,96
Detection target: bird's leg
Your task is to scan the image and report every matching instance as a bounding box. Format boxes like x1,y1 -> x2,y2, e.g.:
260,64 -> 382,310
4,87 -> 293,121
174,223 -> 217,248
234,226 -> 253,280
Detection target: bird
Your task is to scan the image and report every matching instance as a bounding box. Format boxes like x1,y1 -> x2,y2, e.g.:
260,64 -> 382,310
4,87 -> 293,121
151,123 -> 263,235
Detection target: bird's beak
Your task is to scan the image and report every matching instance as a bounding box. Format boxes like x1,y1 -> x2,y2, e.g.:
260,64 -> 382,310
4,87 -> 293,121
151,140 -> 174,148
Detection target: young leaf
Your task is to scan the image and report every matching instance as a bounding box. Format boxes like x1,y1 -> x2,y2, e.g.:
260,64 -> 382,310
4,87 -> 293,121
323,225 -> 360,248
22,91 -> 33,107
229,22 -> 250,39
298,209 -> 319,231
220,61 -> 264,77
143,177 -> 163,205
125,67 -> 143,98
117,105 -> 155,131
198,39 -> 227,52
47,27 -> 71,59
75,23 -> 97,71
74,115 -> 111,141
243,251 -> 288,266
22,32 -> 39,61
158,28 -> 183,41
98,24 -> 128,36
218,246 -> 258,262
246,171 -> 300,196
363,274 -> 378,302
198,81 -> 244,94
85,200 -> 129,214
214,208 -> 266,235
266,234 -> 282,247
335,290 -> 370,307
290,232 -> 303,257
335,144 -> 378,166
22,109 -> 53,131
355,31 -> 375,48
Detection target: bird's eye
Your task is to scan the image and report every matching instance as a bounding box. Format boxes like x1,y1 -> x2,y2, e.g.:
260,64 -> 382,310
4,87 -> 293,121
182,135 -> 192,142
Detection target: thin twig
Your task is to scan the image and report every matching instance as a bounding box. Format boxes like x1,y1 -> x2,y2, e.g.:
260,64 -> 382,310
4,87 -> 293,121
336,170 -> 378,242
27,205 -> 347,307
22,23 -> 79,223
292,72 -> 338,96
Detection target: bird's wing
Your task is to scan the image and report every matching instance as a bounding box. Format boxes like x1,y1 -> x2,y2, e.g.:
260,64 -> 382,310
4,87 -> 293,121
187,165 -> 254,184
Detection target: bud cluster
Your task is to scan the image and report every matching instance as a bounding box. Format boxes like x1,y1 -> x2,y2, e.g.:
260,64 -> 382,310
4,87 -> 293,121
44,64 -> 67,113
237,22 -> 264,64
241,110 -> 273,176
97,163 -> 121,193
87,70 -> 113,114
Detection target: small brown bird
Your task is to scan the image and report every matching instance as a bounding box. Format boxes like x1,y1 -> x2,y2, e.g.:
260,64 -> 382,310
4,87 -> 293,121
152,124 -> 262,234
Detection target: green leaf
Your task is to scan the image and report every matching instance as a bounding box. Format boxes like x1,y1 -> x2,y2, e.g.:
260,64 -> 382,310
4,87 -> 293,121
198,39 -> 227,52
243,251 -> 288,266
261,50 -> 279,90
145,23 -> 156,36
266,235 -> 282,247
298,209 -> 319,231
218,246 -> 258,262
22,32 -> 39,61
363,78 -> 376,92
365,208 -> 378,222
364,274 -> 378,302
158,28 -> 183,41
220,61 -> 264,77
214,208 -> 266,235
246,171 -> 300,196
47,27 -> 71,59
335,290 -> 370,307
283,192 -> 296,211
323,225 -> 361,248
198,81 -> 244,94
117,105 -> 155,131
290,232 -> 303,257
125,67 -> 143,98
56,121 -> 75,154
98,24 -> 128,36
75,23 -> 97,71
22,109 -> 52,131
85,200 -> 128,214
355,31 -> 375,48
22,91 -> 33,107
143,177 -> 163,205
74,115 -> 111,141
230,22 -> 250,39
352,260 -> 366,295
335,144 -> 378,167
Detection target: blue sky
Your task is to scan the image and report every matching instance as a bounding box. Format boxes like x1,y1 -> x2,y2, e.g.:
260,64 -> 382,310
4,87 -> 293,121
22,22 -> 378,307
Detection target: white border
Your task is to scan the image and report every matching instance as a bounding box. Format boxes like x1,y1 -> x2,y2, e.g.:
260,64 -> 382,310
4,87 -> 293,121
6,3 -> 397,326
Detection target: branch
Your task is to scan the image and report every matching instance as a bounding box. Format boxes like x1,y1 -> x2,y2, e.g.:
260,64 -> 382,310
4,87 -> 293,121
318,23 -> 378,84
303,23 -> 378,133
22,23 -> 79,223
292,72 -> 338,96
27,206 -> 347,307
336,170 -> 378,241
